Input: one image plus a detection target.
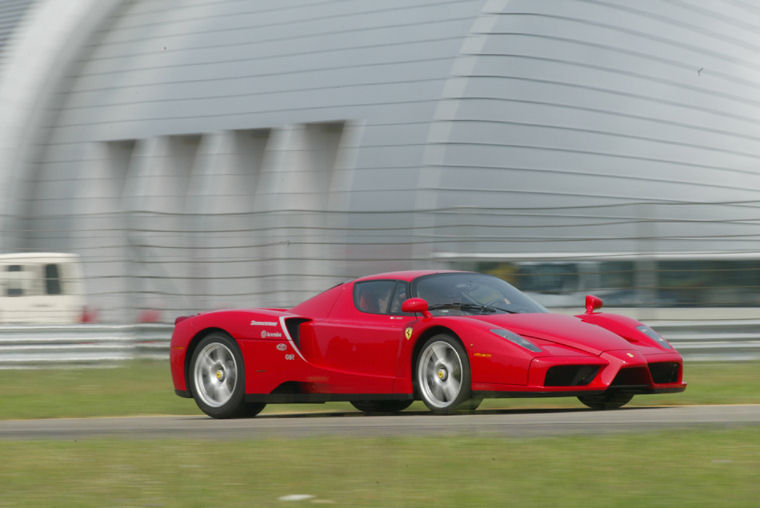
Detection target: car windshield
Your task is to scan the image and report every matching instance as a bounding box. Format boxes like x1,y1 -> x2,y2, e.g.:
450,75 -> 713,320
412,273 -> 548,316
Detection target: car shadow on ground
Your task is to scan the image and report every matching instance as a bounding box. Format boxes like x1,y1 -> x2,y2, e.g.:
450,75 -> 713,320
255,405 -> 664,419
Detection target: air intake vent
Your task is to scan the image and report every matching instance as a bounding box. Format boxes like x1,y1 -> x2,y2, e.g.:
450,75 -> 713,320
284,317 -> 310,348
545,365 -> 600,386
648,362 -> 679,384
611,367 -> 650,386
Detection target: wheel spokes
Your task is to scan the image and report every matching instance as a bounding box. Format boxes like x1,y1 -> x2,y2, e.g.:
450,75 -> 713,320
430,381 -> 446,402
194,342 -> 238,408
430,343 -> 447,363
440,378 -> 460,402
419,340 -> 464,408
200,354 -> 215,372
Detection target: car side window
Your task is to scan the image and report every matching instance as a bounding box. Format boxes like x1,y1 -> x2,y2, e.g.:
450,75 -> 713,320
354,280 -> 396,314
388,282 -> 412,315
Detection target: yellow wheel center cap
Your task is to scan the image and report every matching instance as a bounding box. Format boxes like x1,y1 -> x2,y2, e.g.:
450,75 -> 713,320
216,370 -> 224,381
437,369 -> 447,380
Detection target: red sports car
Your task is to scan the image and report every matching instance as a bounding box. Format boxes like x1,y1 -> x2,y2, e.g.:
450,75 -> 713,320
170,271 -> 686,418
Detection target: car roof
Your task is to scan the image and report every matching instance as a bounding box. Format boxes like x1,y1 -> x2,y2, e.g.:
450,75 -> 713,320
354,270 -> 465,283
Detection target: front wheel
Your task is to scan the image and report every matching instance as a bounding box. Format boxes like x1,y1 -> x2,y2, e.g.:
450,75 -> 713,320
578,391 -> 633,410
415,334 -> 472,414
189,332 -> 259,418
462,397 -> 483,411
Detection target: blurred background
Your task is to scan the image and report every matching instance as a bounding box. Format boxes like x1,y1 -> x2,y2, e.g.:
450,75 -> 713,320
2,5 -> 758,505
1,0 -> 759,329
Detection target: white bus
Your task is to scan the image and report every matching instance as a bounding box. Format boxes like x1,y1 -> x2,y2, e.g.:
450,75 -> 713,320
0,253 -> 88,324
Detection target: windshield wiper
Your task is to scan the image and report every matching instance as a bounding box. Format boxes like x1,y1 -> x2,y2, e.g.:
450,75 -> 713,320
427,303 -> 516,314
466,303 -> 517,314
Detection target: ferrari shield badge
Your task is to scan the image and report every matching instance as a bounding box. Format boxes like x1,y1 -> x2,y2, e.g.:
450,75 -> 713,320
405,327 -> 413,340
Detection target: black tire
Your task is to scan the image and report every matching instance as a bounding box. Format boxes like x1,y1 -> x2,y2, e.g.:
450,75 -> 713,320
350,400 -> 413,414
415,333 -> 472,414
242,402 -> 267,417
189,332 -> 262,418
462,397 -> 483,411
578,391 -> 633,410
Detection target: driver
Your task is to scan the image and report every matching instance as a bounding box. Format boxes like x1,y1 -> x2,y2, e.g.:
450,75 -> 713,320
358,284 -> 391,313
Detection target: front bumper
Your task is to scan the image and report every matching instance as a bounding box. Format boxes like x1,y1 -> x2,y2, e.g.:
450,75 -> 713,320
472,349 -> 686,396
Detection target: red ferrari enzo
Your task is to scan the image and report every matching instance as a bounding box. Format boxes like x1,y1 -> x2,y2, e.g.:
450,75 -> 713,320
170,271 -> 686,418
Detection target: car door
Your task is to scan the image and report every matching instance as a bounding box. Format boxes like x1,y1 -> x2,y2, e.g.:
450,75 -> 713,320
308,280 -> 415,393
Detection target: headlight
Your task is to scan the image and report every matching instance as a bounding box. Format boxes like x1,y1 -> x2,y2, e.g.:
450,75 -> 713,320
490,329 -> 542,352
637,325 -> 672,350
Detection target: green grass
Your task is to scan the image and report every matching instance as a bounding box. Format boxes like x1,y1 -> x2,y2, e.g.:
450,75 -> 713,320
0,361 -> 196,419
0,362 -> 758,507
0,360 -> 758,420
0,428 -> 758,507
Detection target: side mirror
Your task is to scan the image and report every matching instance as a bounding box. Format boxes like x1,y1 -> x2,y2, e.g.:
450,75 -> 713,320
585,295 -> 603,314
402,298 -> 432,319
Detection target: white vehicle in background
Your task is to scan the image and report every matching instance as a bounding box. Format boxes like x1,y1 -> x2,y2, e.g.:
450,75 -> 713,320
0,253 -> 89,324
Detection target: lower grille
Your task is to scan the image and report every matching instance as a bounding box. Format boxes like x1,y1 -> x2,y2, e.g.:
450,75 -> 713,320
649,362 -> 680,384
545,365 -> 600,386
611,367 -> 650,386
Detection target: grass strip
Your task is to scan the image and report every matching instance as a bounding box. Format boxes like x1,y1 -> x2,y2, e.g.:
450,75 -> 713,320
0,427 -> 758,507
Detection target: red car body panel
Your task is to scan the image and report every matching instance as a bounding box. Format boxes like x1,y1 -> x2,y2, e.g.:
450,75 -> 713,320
170,270 -> 686,405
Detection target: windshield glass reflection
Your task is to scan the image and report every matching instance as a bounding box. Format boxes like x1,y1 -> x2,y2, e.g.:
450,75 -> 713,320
413,273 -> 548,316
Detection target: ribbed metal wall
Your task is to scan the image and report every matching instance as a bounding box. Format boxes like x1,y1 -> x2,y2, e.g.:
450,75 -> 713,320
0,0 -> 34,67
427,0 -> 760,258
23,0 -> 486,320
7,0 -> 760,322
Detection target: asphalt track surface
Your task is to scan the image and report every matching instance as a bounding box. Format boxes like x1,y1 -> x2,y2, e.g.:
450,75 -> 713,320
0,404 -> 758,440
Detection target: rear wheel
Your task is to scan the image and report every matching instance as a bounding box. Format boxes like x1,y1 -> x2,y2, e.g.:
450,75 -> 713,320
578,391 -> 633,410
350,400 -> 413,414
189,332 -> 263,418
415,334 -> 472,414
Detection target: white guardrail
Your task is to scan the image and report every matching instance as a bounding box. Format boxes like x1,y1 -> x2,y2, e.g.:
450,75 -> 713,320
0,324 -> 172,368
648,320 -> 760,362
0,320 -> 758,368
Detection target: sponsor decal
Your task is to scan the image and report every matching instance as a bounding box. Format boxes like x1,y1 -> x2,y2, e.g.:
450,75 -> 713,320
250,320 -> 278,326
261,330 -> 283,339
276,343 -> 287,351
405,327 -> 413,340
626,352 -> 635,358
284,354 -> 295,361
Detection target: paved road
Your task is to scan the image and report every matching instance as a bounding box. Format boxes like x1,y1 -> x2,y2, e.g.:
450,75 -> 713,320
1,404 -> 758,440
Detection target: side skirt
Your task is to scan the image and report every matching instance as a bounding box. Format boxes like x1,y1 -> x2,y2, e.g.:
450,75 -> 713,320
473,390 -> 606,399
473,385 -> 686,399
245,393 -> 415,404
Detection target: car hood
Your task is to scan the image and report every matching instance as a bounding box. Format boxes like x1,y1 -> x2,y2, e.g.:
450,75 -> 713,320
469,313 -> 631,355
